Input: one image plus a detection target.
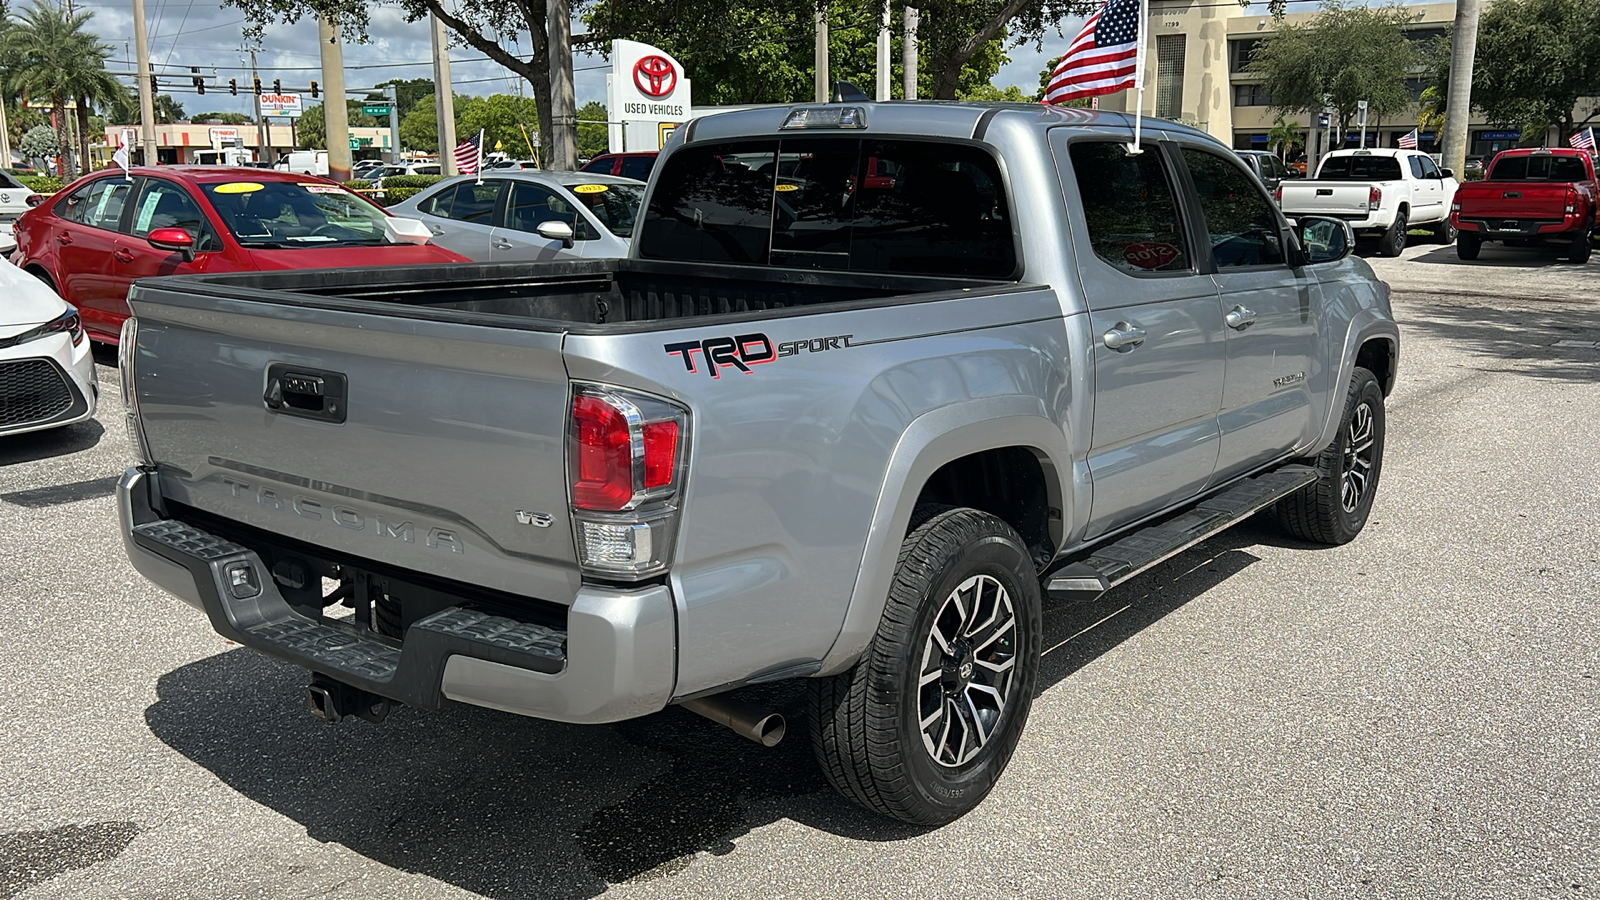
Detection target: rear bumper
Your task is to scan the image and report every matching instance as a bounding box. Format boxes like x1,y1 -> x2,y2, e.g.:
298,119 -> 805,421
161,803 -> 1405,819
1454,212 -> 1585,236
1286,209 -> 1391,231
118,467 -> 677,724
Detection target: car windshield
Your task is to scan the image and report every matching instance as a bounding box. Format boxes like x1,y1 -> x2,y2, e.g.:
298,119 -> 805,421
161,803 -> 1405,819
200,180 -> 391,247
1317,155 -> 1403,180
1487,154 -> 1588,182
567,182 -> 645,237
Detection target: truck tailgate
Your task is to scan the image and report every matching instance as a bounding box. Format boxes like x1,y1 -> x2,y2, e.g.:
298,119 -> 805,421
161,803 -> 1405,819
1279,181 -> 1373,217
1457,182 -> 1572,220
127,282 -> 582,605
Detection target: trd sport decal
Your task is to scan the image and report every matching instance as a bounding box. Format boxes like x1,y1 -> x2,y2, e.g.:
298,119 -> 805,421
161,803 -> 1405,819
665,332 -> 855,378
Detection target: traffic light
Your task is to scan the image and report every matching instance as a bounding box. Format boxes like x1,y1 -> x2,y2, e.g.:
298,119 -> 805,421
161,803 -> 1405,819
252,77 -> 262,95
192,66 -> 204,95
309,81 -> 318,99
150,75 -> 158,92
273,78 -> 281,94
229,78 -> 237,96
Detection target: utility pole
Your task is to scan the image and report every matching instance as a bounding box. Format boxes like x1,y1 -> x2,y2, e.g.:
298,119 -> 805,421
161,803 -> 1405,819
903,7 -> 918,101
812,4 -> 825,103
131,0 -> 157,164
1441,0 -> 1481,180
318,15 -> 352,182
250,50 -> 267,163
875,0 -> 891,101
386,83 -> 401,163
0,101 -> 10,171
547,0 -> 576,169
430,12 -> 458,176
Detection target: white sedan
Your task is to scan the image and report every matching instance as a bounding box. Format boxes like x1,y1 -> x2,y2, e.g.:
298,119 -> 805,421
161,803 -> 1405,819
0,257 -> 97,437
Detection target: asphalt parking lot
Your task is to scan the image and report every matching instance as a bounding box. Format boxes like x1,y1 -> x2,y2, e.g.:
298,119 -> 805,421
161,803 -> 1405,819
2,241 -> 1596,899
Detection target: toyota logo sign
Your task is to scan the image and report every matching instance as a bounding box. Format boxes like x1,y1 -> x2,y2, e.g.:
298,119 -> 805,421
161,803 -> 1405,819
633,55 -> 677,99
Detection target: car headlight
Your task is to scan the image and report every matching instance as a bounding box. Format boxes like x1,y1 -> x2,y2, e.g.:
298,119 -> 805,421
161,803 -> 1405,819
0,308 -> 83,349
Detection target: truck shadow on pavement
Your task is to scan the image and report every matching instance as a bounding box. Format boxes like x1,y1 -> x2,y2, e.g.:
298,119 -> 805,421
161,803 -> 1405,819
143,524 -> 1279,899
1398,300 -> 1600,383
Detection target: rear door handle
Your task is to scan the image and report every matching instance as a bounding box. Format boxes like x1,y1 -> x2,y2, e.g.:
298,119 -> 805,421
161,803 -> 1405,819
1102,323 -> 1147,351
491,238 -> 513,250
55,232 -> 72,245
113,248 -> 135,263
1225,305 -> 1257,330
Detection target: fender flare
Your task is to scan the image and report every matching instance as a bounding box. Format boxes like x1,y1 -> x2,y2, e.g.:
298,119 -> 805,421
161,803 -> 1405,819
1312,313 -> 1399,451
814,399 -> 1072,676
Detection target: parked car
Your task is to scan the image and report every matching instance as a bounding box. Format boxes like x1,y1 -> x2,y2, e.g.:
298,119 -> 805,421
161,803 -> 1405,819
274,150 -> 330,177
0,169 -> 42,228
386,171 -> 644,261
1235,149 -> 1297,193
1463,156 -> 1486,179
10,166 -> 467,344
351,159 -> 387,180
117,104 -> 1397,826
1451,147 -> 1596,263
486,159 -> 541,171
580,151 -> 657,181
0,257 -> 95,437
1277,148 -> 1459,256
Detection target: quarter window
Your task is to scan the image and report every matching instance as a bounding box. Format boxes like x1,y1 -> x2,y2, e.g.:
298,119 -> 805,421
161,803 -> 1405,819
1068,141 -> 1191,274
422,181 -> 502,224
1182,148 -> 1284,268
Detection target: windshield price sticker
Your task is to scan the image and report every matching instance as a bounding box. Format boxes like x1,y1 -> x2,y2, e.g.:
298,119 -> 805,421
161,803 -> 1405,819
213,182 -> 265,194
300,184 -> 344,194
573,184 -> 609,194
774,183 -> 800,192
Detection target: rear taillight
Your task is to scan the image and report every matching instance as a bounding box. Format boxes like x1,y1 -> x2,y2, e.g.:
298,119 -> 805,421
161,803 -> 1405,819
1273,185 -> 1282,203
1565,189 -> 1577,215
25,194 -> 42,207
1367,186 -> 1382,211
568,384 -> 688,579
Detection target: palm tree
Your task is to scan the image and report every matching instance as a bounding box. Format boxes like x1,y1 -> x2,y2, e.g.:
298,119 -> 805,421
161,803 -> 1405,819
1,1 -> 123,177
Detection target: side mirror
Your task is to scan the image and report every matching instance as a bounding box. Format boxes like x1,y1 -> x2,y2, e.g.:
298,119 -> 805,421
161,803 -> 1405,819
1296,215 -> 1354,265
1439,168 -> 1455,180
147,227 -> 196,262
536,220 -> 575,248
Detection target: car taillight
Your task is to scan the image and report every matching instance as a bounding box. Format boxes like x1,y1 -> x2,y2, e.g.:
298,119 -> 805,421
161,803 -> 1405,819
25,194 -> 42,207
568,384 -> 688,579
1565,189 -> 1577,214
1273,185 -> 1282,203
1368,186 -> 1382,211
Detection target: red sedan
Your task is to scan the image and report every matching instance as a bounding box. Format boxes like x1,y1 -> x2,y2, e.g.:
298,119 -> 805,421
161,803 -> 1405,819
10,167 -> 468,344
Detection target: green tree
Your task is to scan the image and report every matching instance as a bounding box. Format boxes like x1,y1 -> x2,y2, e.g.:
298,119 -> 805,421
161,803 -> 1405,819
371,77 -> 434,114
296,98 -> 379,149
576,100 -> 607,159
0,0 -> 123,176
1248,1 -> 1414,133
18,122 -> 54,162
455,93 -> 539,158
1267,114 -> 1304,160
152,93 -> 186,123
1457,0 -> 1600,140
191,111 -> 252,125
399,96 -> 437,153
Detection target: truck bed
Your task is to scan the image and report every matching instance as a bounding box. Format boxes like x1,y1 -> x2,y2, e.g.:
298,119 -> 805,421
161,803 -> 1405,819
146,258 -> 1013,333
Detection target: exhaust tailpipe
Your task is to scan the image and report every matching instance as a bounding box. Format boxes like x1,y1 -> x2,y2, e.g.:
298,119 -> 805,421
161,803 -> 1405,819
680,695 -> 785,747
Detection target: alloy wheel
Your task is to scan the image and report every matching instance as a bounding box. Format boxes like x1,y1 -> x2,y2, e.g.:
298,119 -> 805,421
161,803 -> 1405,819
917,574 -> 1018,768
1341,401 -> 1376,513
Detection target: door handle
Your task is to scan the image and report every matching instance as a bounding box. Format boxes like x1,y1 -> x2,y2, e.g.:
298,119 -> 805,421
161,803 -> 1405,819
113,248 -> 135,263
1102,322 -> 1147,351
55,232 -> 72,245
427,225 -> 445,235
491,239 -> 513,250
1225,305 -> 1257,330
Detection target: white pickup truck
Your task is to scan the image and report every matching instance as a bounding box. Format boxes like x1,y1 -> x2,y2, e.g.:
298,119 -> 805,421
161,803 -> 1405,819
1277,148 -> 1459,256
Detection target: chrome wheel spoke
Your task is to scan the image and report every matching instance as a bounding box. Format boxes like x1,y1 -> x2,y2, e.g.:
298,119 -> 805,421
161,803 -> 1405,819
918,571 -> 1019,769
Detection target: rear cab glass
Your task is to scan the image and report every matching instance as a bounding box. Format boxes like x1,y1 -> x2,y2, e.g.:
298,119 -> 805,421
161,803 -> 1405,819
1317,155 -> 1403,181
638,137 -> 1017,278
1487,154 -> 1588,182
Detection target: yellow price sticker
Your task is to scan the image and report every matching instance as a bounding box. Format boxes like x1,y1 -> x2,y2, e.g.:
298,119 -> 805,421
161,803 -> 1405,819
212,182 -> 264,194
572,184 -> 609,194
774,183 -> 800,192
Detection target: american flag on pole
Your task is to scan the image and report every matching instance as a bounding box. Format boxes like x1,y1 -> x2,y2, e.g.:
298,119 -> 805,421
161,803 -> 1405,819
1570,128 -> 1596,153
453,129 -> 484,175
1043,0 -> 1142,105
1398,128 -> 1419,150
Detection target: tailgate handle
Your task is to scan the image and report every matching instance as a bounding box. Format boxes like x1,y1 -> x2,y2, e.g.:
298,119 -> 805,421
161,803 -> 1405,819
264,364 -> 347,424
1503,191 -> 1521,199
1315,188 -> 1333,196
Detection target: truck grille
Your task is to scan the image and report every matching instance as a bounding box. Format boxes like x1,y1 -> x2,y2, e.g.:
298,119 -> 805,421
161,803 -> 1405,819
0,358 -> 74,428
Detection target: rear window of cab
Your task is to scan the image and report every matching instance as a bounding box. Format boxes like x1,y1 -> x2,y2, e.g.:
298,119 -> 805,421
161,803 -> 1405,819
638,138 -> 1016,279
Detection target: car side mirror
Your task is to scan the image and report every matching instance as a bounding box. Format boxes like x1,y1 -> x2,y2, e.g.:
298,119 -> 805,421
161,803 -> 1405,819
1296,215 -> 1354,265
536,220 -> 575,248
1439,168 -> 1455,179
147,227 -> 196,262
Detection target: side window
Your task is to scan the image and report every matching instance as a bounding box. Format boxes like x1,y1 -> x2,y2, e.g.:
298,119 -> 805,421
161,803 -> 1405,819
505,181 -> 584,237
1418,155 -> 1441,179
57,179 -> 133,230
425,182 -> 500,223
619,156 -> 655,181
419,184 -> 458,217
1068,141 -> 1192,274
1408,156 -> 1426,179
129,181 -> 206,238
1181,148 -> 1285,269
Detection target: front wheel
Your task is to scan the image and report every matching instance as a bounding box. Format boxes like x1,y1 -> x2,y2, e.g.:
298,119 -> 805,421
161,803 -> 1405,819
1276,366 -> 1386,545
808,508 -> 1041,825
1457,231 -> 1482,261
1376,211 -> 1409,257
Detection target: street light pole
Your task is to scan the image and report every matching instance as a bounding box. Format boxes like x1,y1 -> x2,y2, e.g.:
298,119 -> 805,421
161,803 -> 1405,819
131,0 -> 158,164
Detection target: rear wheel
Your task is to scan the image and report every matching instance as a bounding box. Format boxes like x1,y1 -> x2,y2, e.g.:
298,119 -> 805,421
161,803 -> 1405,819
1457,231 -> 1482,261
1433,217 -> 1458,244
1569,226 -> 1593,264
1276,366 -> 1385,545
808,508 -> 1041,825
1377,210 -> 1408,257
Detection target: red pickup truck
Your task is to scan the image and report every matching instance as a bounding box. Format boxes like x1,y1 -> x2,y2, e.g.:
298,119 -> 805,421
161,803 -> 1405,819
1451,147 -> 1596,263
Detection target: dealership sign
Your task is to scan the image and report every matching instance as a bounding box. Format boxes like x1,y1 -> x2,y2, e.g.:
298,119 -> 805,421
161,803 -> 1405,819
607,40 -> 692,152
260,93 -> 304,117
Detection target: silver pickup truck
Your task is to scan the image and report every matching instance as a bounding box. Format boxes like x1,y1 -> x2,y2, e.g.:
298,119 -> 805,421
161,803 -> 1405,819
117,103 -> 1398,826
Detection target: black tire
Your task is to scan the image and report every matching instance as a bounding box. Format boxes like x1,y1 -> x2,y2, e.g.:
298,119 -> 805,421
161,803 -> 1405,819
1376,210 -> 1408,257
1457,231 -> 1482,261
1276,366 -> 1385,545
808,508 -> 1041,826
1569,227 -> 1592,264
1433,217 -> 1458,244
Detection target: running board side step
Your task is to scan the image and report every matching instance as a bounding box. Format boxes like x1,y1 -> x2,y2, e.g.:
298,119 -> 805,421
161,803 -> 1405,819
1046,465 -> 1319,603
